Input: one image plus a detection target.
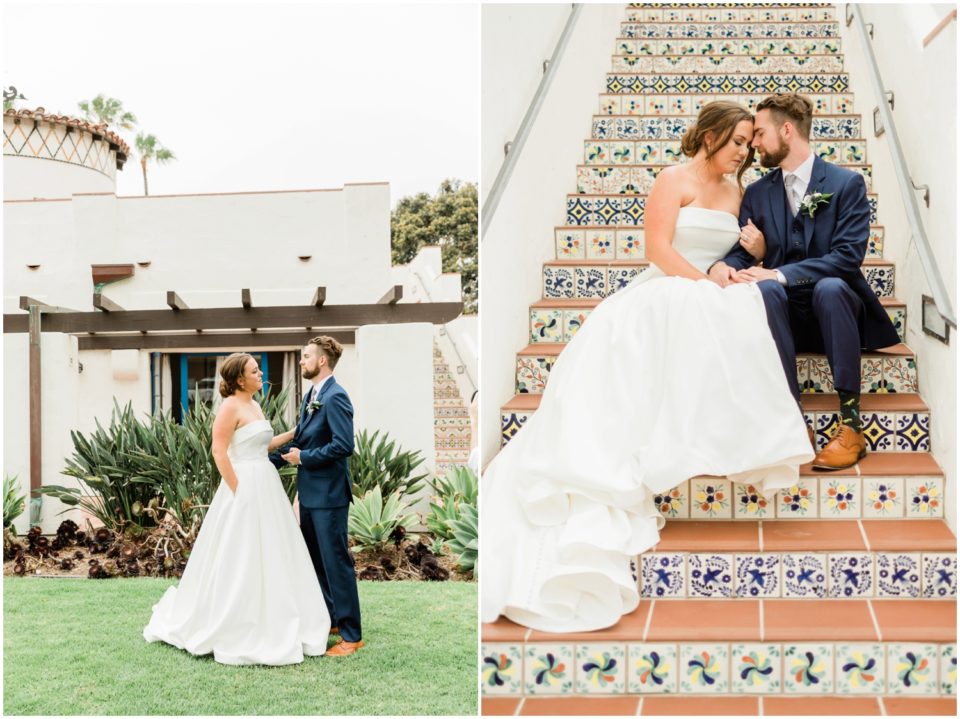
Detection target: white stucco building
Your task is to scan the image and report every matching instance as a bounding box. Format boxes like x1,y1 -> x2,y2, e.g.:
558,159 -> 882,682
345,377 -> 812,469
4,107 -> 475,532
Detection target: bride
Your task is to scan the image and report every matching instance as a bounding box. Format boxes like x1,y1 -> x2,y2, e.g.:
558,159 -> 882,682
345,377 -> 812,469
480,101 -> 815,633
144,353 -> 331,664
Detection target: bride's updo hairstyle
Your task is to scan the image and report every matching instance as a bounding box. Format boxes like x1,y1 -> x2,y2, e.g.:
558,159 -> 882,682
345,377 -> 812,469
680,100 -> 755,190
219,352 -> 255,398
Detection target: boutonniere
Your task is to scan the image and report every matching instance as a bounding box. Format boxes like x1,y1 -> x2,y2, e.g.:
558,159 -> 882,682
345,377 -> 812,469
306,400 -> 323,415
799,191 -> 833,219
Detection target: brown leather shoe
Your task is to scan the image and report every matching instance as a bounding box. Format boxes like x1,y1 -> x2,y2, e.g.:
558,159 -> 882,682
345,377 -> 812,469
326,639 -> 364,656
807,425 -> 816,451
330,627 -> 340,635
812,424 -> 866,470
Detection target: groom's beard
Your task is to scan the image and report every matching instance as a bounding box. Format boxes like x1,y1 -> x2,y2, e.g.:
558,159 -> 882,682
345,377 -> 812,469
758,138 -> 790,168
301,366 -> 320,380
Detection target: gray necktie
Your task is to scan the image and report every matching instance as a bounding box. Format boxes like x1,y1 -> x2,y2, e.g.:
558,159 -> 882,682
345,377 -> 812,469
784,174 -> 799,216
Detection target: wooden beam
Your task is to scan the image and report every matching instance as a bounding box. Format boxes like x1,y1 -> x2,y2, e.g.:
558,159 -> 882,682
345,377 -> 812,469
166,291 -> 188,311
312,287 -> 326,308
93,293 -> 124,312
18,296 -> 79,313
91,263 -> 135,285
3,301 -> 463,334
241,289 -> 252,309
78,329 -> 356,350
28,306 -> 41,504
377,285 -> 403,305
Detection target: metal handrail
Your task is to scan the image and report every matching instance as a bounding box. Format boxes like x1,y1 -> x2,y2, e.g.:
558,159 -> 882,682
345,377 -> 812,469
847,4 -> 957,329
412,269 -> 477,394
481,4 -> 582,239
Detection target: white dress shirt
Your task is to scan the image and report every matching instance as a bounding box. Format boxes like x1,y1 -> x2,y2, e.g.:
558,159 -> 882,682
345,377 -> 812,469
775,152 -> 815,285
308,374 -> 333,404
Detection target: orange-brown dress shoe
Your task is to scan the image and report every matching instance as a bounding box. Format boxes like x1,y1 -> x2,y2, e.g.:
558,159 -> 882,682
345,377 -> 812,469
330,627 -> 340,635
812,424 -> 866,470
326,640 -> 364,656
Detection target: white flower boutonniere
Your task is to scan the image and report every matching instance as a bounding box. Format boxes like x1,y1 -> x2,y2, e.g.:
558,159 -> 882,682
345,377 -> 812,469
799,191 -> 834,219
306,400 -> 322,415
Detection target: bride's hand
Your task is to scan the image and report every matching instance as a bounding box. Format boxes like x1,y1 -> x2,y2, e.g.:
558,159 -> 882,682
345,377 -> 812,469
739,219 -> 765,260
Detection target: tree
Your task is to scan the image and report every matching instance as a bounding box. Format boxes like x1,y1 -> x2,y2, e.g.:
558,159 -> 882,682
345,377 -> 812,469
391,179 -> 478,313
77,94 -> 137,131
134,133 -> 176,196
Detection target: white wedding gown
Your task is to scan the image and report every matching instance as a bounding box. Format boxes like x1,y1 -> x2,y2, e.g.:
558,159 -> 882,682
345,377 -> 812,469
144,419 -> 331,665
480,207 -> 814,633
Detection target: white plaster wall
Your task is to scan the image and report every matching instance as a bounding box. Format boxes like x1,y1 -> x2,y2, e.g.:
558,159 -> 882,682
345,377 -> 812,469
3,155 -> 115,200
355,323 -> 436,516
480,3 -> 626,465
840,4 -> 957,533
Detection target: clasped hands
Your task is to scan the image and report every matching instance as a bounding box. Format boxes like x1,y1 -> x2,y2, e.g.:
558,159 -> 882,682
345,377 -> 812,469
707,219 -> 778,287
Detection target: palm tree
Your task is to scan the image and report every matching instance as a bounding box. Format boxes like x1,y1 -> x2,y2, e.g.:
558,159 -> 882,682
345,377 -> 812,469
77,94 -> 137,131
134,133 -> 176,196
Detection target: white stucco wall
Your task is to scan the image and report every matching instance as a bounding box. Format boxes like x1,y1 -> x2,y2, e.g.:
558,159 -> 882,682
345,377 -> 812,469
840,4 -> 957,533
4,155 -> 115,200
480,3 -> 626,465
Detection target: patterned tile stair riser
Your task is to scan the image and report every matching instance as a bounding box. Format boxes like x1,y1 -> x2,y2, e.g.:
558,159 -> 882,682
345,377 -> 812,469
431,342 -> 471,473
599,93 -> 856,116
589,115 -> 864,141
583,140 -> 868,166
620,23 -> 840,41
516,348 -> 918,396
624,8 -> 838,24
481,640 -> 957,697
613,39 -> 842,55
610,54 -> 846,73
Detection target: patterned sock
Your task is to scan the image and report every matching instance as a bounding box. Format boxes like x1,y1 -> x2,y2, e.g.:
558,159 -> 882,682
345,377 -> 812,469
837,389 -> 862,433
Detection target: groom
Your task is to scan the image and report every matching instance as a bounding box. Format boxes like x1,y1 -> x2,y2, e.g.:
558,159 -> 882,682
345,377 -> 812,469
272,335 -> 363,656
709,93 -> 900,470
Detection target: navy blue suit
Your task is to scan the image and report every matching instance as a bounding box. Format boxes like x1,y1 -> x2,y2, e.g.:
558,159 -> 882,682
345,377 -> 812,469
720,155 -> 899,400
271,377 -> 361,641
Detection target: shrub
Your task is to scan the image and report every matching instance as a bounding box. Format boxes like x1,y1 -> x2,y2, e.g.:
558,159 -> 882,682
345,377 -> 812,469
425,465 -> 477,544
445,504 -> 478,575
348,486 -> 419,553
349,429 -> 428,500
3,475 -> 26,534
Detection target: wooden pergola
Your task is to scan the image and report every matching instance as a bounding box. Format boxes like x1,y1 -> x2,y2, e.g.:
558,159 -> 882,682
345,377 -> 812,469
3,286 -> 463,504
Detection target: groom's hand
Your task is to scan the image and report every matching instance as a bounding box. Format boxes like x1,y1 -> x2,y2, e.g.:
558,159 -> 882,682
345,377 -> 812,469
281,447 -> 302,465
707,261 -> 738,287
736,267 -> 779,283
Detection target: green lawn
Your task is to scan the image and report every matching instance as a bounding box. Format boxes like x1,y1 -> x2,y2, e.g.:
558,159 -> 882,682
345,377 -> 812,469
4,577 -> 477,716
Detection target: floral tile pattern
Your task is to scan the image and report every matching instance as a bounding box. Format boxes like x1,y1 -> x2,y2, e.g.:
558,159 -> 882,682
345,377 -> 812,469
782,553 -> 827,599
482,643 -> 523,695
641,553 -> 685,598
616,230 -> 645,258
735,483 -> 771,518
688,554 -> 734,598
586,230 -> 616,259
882,357 -> 918,393
876,553 -> 921,598
680,645 -> 729,694
784,644 -> 833,694
806,357 -> 834,393
530,309 -> 563,343
863,478 -> 904,518
555,229 -> 585,259
887,644 -> 939,695
922,554 -> 957,599
524,644 -> 575,695
836,644 -> 886,694
629,643 -> 679,693
563,309 -> 591,342
576,644 -> 626,694
689,479 -> 732,519
860,357 -> 884,393
941,645 -> 956,695
820,477 -> 860,518
731,644 -> 781,694
735,554 -> 779,598
516,356 -> 555,394
653,486 -> 689,519
777,479 -> 818,518
828,553 -> 874,598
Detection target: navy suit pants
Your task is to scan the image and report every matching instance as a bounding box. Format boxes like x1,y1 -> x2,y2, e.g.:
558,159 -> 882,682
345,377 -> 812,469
757,278 -> 865,403
299,505 -> 362,642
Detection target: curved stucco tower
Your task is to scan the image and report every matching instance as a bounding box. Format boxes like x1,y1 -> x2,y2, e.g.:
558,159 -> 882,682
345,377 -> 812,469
3,107 -> 128,200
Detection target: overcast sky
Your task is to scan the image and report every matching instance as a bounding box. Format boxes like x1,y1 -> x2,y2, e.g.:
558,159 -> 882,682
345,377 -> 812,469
3,2 -> 479,205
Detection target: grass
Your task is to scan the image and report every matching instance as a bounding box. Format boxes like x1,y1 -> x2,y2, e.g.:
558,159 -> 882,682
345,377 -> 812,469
3,577 -> 477,716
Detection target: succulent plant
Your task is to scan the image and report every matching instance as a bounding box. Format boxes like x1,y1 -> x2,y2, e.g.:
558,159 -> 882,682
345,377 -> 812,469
445,504 -> 478,575
3,475 -> 26,533
347,486 -> 418,554
349,429 -> 428,500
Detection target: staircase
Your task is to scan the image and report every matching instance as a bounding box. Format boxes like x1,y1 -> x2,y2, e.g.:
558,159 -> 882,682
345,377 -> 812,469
482,4 -> 956,715
433,341 -> 472,475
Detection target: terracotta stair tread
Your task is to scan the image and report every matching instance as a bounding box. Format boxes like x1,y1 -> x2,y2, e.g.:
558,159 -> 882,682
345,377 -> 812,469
518,341 -> 915,358
862,519 -> 957,551
653,521 -> 762,552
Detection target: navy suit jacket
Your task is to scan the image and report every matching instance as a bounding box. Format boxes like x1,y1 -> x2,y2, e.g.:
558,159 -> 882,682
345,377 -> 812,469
721,155 -> 900,350
270,377 -> 355,509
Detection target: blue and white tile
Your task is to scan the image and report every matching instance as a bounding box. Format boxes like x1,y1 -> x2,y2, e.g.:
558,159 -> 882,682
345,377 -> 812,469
922,554 -> 957,599
782,553 -> 827,599
575,266 -> 607,299
482,643 -> 523,695
876,553 -> 921,598
689,479 -> 732,519
608,266 -> 642,295
629,643 -> 679,694
543,266 -> 574,299
819,477 -> 860,518
731,644 -> 781,694
783,644 -> 833,694
863,478 -> 904,518
524,644 -> 575,695
941,645 -> 956,695
828,553 -> 874,598
896,413 -> 930,452
835,644 -> 885,694
641,553 -> 685,598
887,644 -> 939,695
688,554 -> 733,598
576,644 -> 626,694
861,412 -> 896,452
735,554 -> 779,598
814,412 -> 840,451
863,265 -> 895,298
679,644 -> 729,694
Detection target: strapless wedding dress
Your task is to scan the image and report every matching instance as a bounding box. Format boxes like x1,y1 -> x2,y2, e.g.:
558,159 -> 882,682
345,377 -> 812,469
480,207 -> 814,633
144,419 -> 331,665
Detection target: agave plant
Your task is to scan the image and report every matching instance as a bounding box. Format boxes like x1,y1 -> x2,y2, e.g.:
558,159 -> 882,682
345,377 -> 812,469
347,486 -> 419,554
425,465 -> 478,543
255,383 -> 298,502
349,429 -> 428,500
445,504 -> 478,575
3,475 -> 25,534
